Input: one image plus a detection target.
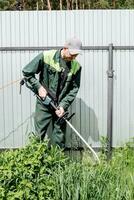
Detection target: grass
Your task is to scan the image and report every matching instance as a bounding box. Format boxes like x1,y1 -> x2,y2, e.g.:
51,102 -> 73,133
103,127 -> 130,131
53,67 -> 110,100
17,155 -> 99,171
53,143 -> 134,200
0,136 -> 134,200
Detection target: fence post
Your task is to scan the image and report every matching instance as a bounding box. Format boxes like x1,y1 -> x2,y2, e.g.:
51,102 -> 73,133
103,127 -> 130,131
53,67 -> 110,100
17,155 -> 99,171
107,43 -> 114,159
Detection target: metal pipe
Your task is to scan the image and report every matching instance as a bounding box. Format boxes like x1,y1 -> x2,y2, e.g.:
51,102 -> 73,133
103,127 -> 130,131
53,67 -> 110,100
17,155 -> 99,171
1,46 -> 134,52
107,43 -> 114,159
0,46 -> 109,51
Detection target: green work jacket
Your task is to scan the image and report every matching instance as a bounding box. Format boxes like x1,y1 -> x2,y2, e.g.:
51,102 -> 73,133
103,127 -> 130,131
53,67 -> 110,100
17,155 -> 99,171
22,49 -> 81,111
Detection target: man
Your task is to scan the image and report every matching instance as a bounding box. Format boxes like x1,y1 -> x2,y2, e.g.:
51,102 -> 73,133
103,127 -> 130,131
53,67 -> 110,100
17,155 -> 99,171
22,37 -> 82,148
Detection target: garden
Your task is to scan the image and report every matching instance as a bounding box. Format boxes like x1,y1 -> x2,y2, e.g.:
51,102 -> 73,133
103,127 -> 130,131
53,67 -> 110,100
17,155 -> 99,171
0,137 -> 134,200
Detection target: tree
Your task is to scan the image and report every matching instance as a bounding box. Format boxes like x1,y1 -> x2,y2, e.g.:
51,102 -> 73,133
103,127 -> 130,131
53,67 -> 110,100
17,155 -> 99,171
0,0 -> 16,10
60,0 -> 62,9
93,0 -> 110,8
46,0 -> 51,10
0,0 -> 134,10
124,0 -> 134,8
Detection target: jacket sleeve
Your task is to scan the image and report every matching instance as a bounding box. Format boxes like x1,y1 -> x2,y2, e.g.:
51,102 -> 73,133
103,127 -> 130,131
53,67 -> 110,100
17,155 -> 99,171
59,67 -> 81,110
22,53 -> 43,94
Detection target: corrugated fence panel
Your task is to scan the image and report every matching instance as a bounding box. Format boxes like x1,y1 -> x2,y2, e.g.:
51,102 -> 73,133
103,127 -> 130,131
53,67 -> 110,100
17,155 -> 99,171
0,51 -> 39,148
113,50 -> 134,147
0,10 -> 134,148
129,51 -> 134,139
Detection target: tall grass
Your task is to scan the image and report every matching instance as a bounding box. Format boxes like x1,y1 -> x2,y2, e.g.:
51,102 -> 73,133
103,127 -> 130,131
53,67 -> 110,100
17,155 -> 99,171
0,137 -> 134,199
54,139 -> 134,200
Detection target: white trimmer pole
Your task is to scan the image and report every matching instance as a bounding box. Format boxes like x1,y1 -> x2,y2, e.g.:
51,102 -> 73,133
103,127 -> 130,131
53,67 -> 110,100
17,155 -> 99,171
21,80 -> 100,164
65,119 -> 100,164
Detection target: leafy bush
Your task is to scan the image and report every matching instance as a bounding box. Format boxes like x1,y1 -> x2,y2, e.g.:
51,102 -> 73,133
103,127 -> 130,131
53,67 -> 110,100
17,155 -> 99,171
0,137 -> 67,199
0,137 -> 134,200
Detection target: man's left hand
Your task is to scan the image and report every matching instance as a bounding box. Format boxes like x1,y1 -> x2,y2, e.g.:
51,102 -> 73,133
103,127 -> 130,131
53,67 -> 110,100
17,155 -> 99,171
55,107 -> 65,118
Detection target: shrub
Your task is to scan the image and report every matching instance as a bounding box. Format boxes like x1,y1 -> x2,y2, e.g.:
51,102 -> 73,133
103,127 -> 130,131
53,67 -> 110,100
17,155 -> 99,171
0,137 -> 67,199
0,137 -> 134,200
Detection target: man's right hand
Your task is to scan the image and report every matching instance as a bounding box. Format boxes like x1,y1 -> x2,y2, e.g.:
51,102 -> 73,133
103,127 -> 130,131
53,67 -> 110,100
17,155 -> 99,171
38,86 -> 47,99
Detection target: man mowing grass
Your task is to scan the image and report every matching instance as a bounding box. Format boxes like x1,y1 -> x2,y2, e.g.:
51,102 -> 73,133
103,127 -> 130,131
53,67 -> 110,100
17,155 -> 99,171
22,37 -> 82,148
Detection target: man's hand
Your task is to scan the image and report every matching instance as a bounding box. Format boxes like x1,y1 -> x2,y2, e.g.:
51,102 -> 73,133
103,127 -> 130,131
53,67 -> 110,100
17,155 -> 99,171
55,107 -> 65,118
38,86 -> 47,99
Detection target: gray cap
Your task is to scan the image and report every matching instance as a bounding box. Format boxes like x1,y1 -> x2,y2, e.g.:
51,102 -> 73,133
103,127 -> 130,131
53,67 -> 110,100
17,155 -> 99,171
64,37 -> 82,55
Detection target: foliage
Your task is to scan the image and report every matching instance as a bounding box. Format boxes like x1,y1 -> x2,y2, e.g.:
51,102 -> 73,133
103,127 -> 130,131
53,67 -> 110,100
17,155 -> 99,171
0,0 -> 15,10
0,0 -> 134,10
0,137 -> 67,199
0,136 -> 134,199
53,139 -> 134,200
93,0 -> 110,9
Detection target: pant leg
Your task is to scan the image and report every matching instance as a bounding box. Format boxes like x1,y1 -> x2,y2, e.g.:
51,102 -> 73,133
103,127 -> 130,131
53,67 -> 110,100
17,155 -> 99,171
34,99 -> 52,140
50,119 -> 66,148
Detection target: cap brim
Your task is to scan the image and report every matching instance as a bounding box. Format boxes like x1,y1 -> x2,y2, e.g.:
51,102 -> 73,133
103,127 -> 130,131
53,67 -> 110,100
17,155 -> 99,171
69,49 -> 82,55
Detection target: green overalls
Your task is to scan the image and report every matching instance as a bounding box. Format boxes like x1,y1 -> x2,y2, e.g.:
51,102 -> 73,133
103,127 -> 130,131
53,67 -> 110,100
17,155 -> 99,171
22,49 -> 81,147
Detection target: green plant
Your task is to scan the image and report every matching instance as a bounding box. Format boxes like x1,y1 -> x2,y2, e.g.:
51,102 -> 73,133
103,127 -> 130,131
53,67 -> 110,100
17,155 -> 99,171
0,136 -> 134,200
0,136 -> 67,199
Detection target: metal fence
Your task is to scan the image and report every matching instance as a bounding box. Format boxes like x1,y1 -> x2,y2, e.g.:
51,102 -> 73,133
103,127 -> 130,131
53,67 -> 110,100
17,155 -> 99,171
0,10 -> 134,149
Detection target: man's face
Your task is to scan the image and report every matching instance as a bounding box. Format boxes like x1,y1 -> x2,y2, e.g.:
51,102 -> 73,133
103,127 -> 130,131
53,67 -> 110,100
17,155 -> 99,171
62,48 -> 78,61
